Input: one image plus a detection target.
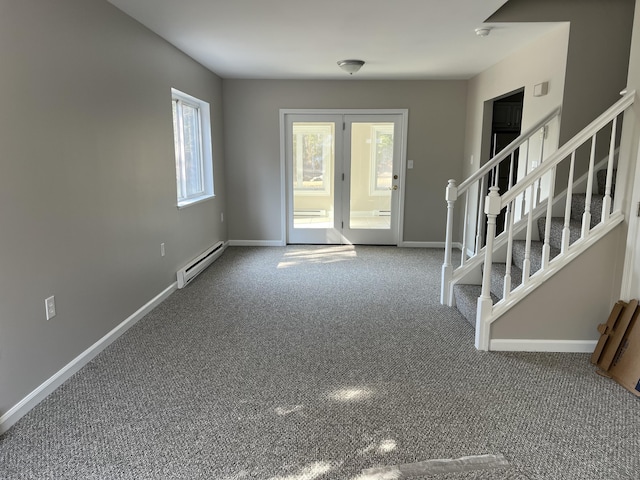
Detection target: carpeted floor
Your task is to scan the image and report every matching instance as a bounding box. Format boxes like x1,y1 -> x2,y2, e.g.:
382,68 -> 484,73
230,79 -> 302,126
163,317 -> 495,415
0,246 -> 638,479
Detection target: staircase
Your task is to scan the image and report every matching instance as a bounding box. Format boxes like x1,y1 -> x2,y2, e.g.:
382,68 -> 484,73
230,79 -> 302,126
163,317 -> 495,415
441,91 -> 635,351
453,178 -> 610,328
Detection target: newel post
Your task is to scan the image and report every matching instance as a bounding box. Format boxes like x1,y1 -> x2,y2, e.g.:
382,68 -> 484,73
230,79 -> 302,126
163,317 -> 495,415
441,179 -> 458,305
475,186 -> 501,351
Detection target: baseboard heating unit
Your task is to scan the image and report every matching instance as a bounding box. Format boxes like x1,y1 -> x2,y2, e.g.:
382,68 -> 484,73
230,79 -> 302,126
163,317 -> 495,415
294,209 -> 327,217
177,241 -> 226,288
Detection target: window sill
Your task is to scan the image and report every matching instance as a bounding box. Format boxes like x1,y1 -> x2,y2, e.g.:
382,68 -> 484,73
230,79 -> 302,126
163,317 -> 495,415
177,194 -> 215,210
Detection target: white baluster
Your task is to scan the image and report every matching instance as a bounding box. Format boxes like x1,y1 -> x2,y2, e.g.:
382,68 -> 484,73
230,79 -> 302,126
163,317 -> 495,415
461,192 -> 470,266
467,185 -> 480,256
541,165 -> 557,269
520,139 -> 531,219
475,186 -> 501,352
522,184 -> 535,283
602,116 -> 618,223
535,125 -> 546,207
561,152 -> 576,254
582,134 -> 597,238
475,178 -> 487,253
503,152 -> 515,231
503,199 -> 516,300
441,179 -> 457,305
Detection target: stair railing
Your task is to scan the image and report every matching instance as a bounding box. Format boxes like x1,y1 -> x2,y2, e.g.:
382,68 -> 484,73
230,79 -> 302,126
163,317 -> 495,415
475,90 -> 635,350
441,106 -> 562,305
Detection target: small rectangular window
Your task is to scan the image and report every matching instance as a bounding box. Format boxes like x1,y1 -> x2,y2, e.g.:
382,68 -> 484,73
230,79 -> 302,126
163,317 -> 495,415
171,88 -> 214,208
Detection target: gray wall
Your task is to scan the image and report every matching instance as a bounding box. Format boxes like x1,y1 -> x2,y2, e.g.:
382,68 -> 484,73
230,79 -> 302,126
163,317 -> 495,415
0,0 -> 226,414
463,25 -> 570,180
222,80 -> 467,243
489,0 -> 635,144
460,25 -> 570,250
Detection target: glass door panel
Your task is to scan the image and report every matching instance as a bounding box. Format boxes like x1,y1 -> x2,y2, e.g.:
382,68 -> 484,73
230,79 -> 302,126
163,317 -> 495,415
342,115 -> 402,245
286,114 -> 343,244
349,122 -> 394,230
292,122 -> 335,229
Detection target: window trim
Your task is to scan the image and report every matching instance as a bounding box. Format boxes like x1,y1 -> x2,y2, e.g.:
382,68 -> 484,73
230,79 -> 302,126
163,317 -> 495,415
171,88 -> 214,208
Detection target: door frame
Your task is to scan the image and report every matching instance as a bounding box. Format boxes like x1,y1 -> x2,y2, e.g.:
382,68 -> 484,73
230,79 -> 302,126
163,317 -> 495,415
279,108 -> 409,245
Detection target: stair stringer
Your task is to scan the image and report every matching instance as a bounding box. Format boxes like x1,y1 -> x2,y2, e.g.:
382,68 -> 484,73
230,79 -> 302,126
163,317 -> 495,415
482,213 -> 624,350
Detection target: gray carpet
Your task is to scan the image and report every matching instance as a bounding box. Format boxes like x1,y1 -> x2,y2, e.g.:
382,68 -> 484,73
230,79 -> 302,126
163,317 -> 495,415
0,246 -> 638,479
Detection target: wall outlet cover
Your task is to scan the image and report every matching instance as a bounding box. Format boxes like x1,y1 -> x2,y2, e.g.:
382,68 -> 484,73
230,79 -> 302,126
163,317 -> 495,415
45,296 -> 56,320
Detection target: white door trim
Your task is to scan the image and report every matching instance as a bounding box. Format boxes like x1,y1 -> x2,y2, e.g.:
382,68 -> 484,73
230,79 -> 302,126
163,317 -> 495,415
279,111 -> 288,246
279,108 -> 408,245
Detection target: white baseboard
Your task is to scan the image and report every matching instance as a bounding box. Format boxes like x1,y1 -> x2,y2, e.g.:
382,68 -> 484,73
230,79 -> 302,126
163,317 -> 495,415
0,283 -> 177,435
489,339 -> 598,353
400,242 -> 463,249
229,240 -> 465,250
228,240 -> 285,247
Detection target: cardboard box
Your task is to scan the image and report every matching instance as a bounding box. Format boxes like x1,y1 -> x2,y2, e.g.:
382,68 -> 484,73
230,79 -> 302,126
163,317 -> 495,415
591,300 -> 628,368
592,299 -> 640,397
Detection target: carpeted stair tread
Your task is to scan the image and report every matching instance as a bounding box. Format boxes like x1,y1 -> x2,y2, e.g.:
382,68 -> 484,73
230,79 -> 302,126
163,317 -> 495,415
452,284 -> 498,328
490,262 -> 522,300
537,216 -> 582,250
570,193 -> 608,227
511,240 -> 561,276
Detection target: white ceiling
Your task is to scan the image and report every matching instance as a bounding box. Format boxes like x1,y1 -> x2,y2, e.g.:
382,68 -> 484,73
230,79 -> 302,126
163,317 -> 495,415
106,0 -> 561,80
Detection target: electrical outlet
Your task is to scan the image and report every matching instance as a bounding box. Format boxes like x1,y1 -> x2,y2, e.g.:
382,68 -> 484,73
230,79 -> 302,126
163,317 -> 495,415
407,160 -> 414,169
45,296 -> 56,320
161,243 -> 165,257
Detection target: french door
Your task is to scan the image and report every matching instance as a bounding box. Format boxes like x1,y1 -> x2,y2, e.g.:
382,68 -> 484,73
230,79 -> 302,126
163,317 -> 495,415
284,112 -> 405,245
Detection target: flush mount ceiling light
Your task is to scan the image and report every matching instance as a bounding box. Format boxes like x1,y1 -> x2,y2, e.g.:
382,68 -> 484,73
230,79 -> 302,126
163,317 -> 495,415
337,59 -> 365,75
475,27 -> 492,37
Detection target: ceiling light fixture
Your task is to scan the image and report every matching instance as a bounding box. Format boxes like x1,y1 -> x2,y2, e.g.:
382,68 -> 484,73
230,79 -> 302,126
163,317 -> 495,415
475,27 -> 492,37
337,59 -> 365,75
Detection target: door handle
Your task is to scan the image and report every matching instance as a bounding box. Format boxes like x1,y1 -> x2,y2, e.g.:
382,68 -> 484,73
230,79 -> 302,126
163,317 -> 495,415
389,185 -> 398,190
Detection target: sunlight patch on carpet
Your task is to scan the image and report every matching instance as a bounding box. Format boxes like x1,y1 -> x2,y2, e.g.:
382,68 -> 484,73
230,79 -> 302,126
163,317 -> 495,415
269,461 -> 336,480
354,454 -> 510,479
277,246 -> 357,268
328,387 -> 373,402
274,405 -> 304,416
